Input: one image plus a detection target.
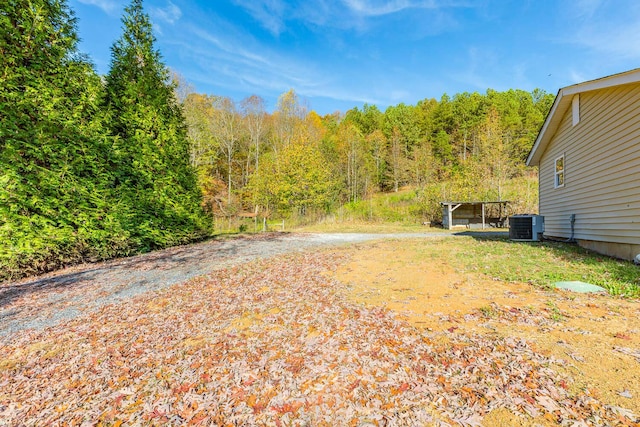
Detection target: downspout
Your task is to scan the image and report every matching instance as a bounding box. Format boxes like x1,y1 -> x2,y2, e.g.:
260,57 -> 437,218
566,214 -> 577,243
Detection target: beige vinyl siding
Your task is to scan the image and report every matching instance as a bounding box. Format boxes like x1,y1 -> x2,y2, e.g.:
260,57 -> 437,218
538,83 -> 640,245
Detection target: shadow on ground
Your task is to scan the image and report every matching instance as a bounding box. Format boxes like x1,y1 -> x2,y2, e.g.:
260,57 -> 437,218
453,230 -> 509,240
0,233 -> 289,309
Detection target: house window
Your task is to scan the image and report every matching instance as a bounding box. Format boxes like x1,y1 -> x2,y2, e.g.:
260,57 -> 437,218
554,155 -> 565,188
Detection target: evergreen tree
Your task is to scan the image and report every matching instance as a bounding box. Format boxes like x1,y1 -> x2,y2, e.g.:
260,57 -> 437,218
102,0 -> 210,250
0,0 -> 117,280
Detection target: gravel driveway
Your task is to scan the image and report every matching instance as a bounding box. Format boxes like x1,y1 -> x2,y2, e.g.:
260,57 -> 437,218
0,232 -> 451,338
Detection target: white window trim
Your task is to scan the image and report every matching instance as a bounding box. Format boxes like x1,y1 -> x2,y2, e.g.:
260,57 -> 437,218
554,154 -> 565,188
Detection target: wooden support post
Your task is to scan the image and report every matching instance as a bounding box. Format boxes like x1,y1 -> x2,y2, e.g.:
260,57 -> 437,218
449,204 -> 462,230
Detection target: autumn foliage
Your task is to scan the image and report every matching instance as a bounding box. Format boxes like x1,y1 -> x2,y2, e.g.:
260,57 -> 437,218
1,0 -> 555,280
183,87 -> 554,229
1,250 -> 637,425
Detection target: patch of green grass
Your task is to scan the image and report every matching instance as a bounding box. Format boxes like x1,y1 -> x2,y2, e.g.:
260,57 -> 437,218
445,235 -> 640,298
404,234 -> 639,298
479,305 -> 497,319
294,188 -> 438,233
331,188 -> 428,224
545,300 -> 565,322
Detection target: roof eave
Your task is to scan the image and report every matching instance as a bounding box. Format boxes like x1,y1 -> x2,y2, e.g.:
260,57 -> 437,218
526,68 -> 640,167
526,88 -> 563,166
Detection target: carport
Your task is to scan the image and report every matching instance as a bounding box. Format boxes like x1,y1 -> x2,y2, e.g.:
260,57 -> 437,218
441,201 -> 509,230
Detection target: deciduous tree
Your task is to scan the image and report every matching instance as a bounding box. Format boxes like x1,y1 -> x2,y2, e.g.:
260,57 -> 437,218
210,96 -> 241,205
248,142 -> 338,217
241,95 -> 266,173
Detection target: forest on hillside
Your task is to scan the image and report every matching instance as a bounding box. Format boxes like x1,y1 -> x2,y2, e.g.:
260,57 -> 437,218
0,0 -> 555,280
181,86 -> 554,224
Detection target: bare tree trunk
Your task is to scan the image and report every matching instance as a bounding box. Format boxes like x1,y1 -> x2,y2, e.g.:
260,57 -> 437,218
227,151 -> 232,204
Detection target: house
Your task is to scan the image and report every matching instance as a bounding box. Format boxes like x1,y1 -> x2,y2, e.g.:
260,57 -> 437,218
526,69 -> 640,260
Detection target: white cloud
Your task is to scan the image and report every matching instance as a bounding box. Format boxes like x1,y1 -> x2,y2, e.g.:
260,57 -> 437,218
288,0 -> 471,37
230,0 -> 468,36
574,22 -> 640,59
188,26 -> 274,70
168,20 -> 383,110
571,0 -> 605,19
569,69 -> 588,84
342,0 -> 465,17
306,87 -> 383,106
450,46 -> 496,90
565,1 -> 640,59
151,1 -> 182,25
232,0 -> 287,35
76,0 -> 123,15
157,1 -> 475,111
179,23 -> 318,96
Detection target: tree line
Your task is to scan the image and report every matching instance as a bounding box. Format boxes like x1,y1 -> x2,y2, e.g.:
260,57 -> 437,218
182,86 -> 554,224
0,0 -> 555,281
1,0 -> 209,280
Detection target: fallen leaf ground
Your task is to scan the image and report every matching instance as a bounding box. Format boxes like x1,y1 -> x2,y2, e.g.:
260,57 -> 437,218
1,237 -> 639,426
336,239 -> 640,426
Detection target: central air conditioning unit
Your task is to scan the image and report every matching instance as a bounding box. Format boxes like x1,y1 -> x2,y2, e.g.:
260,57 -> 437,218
509,215 -> 544,241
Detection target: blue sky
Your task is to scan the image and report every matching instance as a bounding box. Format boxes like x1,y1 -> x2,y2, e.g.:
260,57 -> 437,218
70,0 -> 640,114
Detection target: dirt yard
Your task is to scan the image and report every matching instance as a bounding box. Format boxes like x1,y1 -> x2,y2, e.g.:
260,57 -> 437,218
1,233 -> 639,426
335,239 -> 640,425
